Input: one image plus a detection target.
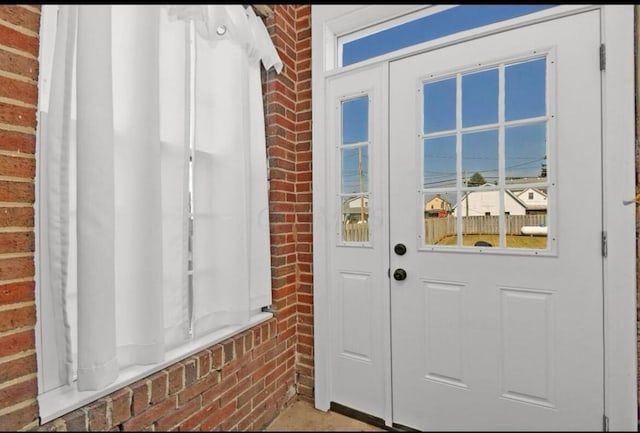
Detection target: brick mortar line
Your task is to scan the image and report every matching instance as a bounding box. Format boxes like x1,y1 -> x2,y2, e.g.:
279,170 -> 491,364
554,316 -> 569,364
0,372 -> 36,391
0,276 -> 34,285
0,148 -> 36,158
0,70 -> 37,86
0,175 -> 34,183
0,96 -> 37,110
0,324 -> 34,339
0,252 -> 33,260
0,397 -> 36,417
0,43 -> 37,61
0,122 -> 35,135
20,5 -> 41,14
0,349 -> 35,364
19,420 -> 39,432
0,228 -> 34,234
0,300 -> 33,312
0,17 -> 39,38
0,203 -> 35,208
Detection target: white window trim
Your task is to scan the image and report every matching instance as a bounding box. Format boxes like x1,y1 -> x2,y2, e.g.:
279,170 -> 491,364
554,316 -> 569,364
312,4 -> 637,430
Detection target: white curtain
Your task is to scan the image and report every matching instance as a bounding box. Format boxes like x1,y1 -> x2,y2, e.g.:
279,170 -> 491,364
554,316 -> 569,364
42,4 -> 280,392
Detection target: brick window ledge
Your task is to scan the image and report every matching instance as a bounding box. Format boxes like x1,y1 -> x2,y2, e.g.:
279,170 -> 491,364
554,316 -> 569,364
37,311 -> 273,424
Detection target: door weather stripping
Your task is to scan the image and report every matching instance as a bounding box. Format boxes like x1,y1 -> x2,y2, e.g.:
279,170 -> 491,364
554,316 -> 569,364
600,43 -> 606,71
602,231 -> 608,258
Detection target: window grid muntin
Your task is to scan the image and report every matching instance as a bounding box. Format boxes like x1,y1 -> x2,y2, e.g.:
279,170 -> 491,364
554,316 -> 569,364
339,93 -> 371,244
420,55 -> 550,250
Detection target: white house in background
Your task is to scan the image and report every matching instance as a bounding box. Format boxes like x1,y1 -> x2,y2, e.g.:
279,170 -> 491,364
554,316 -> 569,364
514,187 -> 547,214
342,195 -> 369,223
452,185 -> 527,216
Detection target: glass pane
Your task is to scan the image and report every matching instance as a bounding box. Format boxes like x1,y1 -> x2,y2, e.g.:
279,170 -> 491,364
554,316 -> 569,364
342,5 -> 556,66
505,58 -> 546,121
462,68 -> 498,127
341,146 -> 369,194
505,122 -> 547,182
424,135 -> 456,189
424,78 -> 456,133
342,96 -> 368,144
342,195 -> 369,242
423,192 -> 456,245
457,188 -> 500,247
462,129 -> 498,187
506,187 -> 547,249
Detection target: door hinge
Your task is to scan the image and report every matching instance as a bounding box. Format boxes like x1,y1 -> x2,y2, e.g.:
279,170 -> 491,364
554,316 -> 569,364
603,414 -> 609,431
602,231 -> 608,258
600,43 -> 606,71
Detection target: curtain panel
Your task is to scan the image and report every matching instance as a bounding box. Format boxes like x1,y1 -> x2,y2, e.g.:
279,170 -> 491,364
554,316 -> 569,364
40,4 -> 281,393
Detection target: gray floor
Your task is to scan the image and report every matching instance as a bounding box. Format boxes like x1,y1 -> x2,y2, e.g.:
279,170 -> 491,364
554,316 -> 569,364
265,399 -> 385,431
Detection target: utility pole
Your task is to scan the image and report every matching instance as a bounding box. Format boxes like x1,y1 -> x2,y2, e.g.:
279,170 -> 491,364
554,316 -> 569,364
358,147 -> 365,223
464,170 -> 469,217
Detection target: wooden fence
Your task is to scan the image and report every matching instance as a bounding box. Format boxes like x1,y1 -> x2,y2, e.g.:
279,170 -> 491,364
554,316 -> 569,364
342,214 -> 546,244
343,223 -> 370,242
425,215 -> 547,244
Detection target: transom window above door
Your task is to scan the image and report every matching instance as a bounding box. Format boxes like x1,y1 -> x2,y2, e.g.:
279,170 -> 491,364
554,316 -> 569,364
421,55 -> 552,251
340,5 -> 556,67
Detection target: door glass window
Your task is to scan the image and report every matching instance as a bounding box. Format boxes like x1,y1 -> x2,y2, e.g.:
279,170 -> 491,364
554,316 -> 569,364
424,135 -> 456,189
505,58 -> 546,121
423,78 -> 456,133
341,95 -> 370,242
421,56 -> 549,250
462,129 -> 499,187
462,68 -> 498,127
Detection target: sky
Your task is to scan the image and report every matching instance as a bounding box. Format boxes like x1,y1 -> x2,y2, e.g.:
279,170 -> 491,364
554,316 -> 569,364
342,5 -> 555,67
339,6 -> 550,202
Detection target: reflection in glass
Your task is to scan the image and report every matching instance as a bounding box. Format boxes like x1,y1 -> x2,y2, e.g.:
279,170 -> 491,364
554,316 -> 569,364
462,68 -> 498,127
456,188 -> 500,247
423,192 -> 456,246
417,57 -> 550,251
424,78 -> 456,133
342,5 -> 555,66
424,135 -> 456,189
505,58 -> 546,121
342,96 -> 368,144
505,122 -> 547,182
505,187 -> 547,249
462,129 -> 498,187
342,146 -> 369,194
342,194 -> 369,242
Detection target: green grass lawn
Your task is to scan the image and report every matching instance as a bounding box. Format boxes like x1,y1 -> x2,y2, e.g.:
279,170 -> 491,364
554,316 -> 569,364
437,234 -> 547,249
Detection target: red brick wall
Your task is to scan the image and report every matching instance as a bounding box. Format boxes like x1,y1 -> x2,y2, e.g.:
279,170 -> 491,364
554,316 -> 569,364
263,4 -> 314,404
0,4 -> 313,431
0,4 -> 41,431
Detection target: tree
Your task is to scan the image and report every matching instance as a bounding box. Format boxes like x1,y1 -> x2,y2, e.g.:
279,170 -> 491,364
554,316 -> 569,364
467,172 -> 486,186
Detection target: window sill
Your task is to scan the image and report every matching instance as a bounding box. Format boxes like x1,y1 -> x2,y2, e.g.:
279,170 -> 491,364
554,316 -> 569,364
37,311 -> 273,425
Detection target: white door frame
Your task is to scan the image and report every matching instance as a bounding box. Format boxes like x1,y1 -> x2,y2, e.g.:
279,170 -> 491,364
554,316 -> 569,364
311,5 -> 637,430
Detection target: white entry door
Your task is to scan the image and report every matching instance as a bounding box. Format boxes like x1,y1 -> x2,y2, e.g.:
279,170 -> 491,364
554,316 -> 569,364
389,10 -> 604,431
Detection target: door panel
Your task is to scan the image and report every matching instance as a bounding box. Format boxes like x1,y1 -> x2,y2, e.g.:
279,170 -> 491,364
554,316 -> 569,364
326,65 -> 390,418
390,11 -> 603,431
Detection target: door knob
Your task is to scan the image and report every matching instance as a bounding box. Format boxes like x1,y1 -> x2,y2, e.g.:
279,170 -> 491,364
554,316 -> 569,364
393,268 -> 407,281
394,243 -> 407,255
